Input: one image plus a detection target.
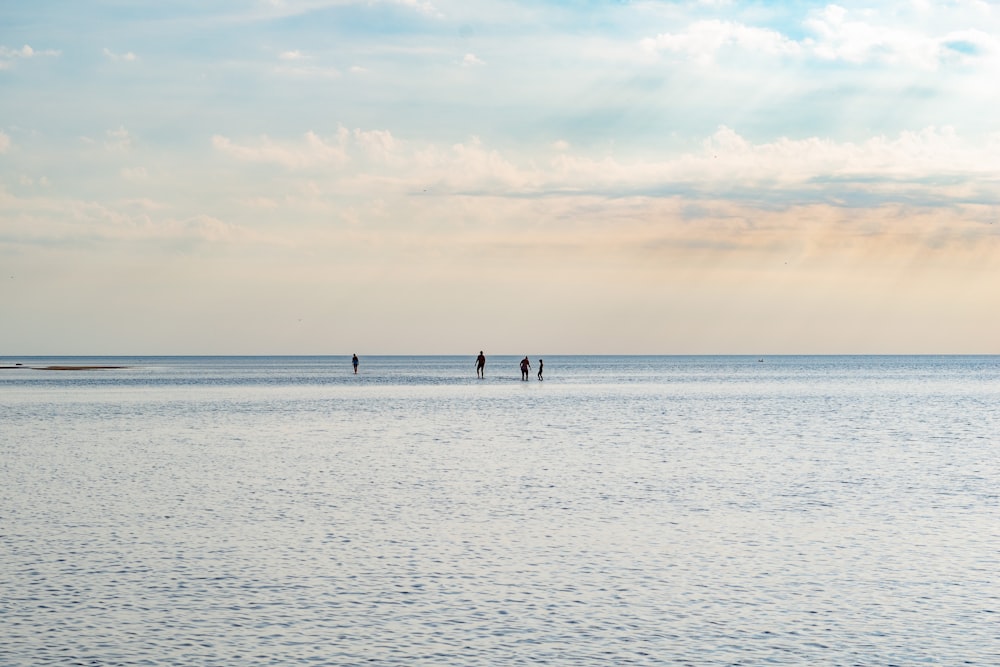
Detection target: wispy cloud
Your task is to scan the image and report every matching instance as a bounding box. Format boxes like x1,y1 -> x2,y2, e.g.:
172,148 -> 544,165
1,44 -> 60,59
103,47 -> 137,62
641,20 -> 801,64
0,43 -> 60,68
641,4 -> 1000,70
0,131 -> 10,153
804,4 -> 998,69
121,166 -> 148,181
212,130 -> 351,168
211,124 -> 1000,207
250,0 -> 442,21
105,126 -> 133,152
271,50 -> 341,78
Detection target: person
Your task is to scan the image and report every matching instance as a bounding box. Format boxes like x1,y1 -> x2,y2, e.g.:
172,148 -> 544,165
537,358 -> 544,381
475,351 -> 486,378
352,353 -> 359,374
520,356 -> 531,381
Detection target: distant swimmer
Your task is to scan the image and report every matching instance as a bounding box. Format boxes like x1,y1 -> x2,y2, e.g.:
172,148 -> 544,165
476,351 -> 486,378
537,359 -> 544,381
352,354 -> 359,374
520,356 -> 531,381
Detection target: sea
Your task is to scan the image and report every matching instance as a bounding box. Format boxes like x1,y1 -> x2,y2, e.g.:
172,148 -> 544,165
2,355 -> 998,665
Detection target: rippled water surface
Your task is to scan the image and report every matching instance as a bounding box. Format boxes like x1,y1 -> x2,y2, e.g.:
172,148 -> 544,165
2,356 -> 999,665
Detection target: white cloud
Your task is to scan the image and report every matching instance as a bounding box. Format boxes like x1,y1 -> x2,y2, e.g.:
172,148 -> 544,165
271,48 -> 343,78
805,4 -> 932,67
212,130 -> 350,168
209,124 -> 1000,206
462,53 -> 485,66
16,175 -> 53,188
0,131 -> 10,153
0,43 -> 60,68
105,126 -> 133,151
103,47 -> 137,61
353,128 -> 397,160
166,214 -> 242,243
1,44 -> 60,59
641,20 -> 801,64
534,125 -> 1000,204
641,5 -> 1000,70
251,0 -> 442,21
803,4 -> 1000,69
392,0 -> 441,18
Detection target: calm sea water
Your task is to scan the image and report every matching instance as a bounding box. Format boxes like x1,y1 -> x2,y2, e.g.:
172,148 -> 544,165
2,355 -> 998,665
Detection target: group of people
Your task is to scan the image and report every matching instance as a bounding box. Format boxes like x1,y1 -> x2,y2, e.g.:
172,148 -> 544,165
350,352 -> 543,380
479,352 -> 543,381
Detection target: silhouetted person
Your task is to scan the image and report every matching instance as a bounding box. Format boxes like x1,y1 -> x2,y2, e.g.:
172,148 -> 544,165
520,356 -> 531,381
476,351 -> 486,378
352,354 -> 359,374
537,359 -> 543,381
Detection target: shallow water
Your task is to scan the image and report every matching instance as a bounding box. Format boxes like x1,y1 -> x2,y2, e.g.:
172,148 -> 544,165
2,356 -> 999,664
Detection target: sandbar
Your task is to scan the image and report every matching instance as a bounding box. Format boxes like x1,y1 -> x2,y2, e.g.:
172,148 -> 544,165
0,365 -> 128,371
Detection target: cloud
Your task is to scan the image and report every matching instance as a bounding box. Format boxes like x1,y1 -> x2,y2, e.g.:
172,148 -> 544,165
212,130 -> 351,168
0,188 -> 258,248
0,43 -> 61,68
251,0 -> 442,21
539,125 -> 1000,207
804,4 -> 943,68
103,47 -> 137,61
0,131 -> 10,153
16,175 -> 51,188
215,124 -> 1000,208
641,20 -> 801,64
392,0 -> 441,18
105,126 -> 133,151
462,53 -> 485,66
0,44 -> 61,59
641,5 -> 1000,70
800,5 -> 1000,69
353,128 -> 397,160
272,58 -> 341,78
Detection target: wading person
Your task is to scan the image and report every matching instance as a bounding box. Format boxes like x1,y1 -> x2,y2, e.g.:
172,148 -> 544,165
476,351 -> 486,378
520,356 -> 531,381
537,359 -> 543,381
352,354 -> 359,374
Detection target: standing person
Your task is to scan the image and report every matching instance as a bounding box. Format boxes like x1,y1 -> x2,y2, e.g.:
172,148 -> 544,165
475,351 -> 486,378
520,356 -> 531,381
352,353 -> 359,374
537,358 -> 544,381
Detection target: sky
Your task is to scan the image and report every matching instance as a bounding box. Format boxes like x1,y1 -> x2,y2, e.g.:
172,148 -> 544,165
2,0 -> 999,355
